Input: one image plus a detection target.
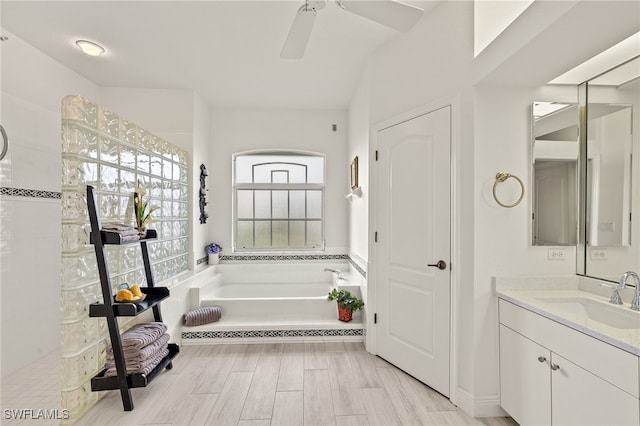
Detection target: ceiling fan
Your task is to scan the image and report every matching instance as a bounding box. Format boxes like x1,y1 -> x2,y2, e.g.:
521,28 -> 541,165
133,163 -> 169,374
281,0 -> 424,59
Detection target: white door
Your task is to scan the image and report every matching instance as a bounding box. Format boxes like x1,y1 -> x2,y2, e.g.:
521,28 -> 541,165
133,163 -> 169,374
375,106 -> 451,396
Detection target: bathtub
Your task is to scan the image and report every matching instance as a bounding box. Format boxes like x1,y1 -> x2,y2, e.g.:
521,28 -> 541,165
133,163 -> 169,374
189,261 -> 361,324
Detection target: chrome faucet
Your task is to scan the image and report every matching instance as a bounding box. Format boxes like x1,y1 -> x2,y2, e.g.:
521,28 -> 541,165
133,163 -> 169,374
324,268 -> 344,279
610,271 -> 640,311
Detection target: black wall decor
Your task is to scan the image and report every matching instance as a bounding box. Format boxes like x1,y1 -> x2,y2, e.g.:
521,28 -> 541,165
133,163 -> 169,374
199,164 -> 208,224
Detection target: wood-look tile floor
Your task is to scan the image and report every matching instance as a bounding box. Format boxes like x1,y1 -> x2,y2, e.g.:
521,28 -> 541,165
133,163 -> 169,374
76,343 -> 517,426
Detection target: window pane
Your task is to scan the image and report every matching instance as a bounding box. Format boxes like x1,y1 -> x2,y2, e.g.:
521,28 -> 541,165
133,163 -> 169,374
290,191 -> 305,219
289,221 -> 306,247
271,170 -> 289,183
306,156 -> 324,183
237,221 -> 253,248
253,165 -> 272,183
255,221 -> 271,247
272,221 -> 288,248
272,190 -> 288,219
254,190 -> 271,218
288,165 -> 307,183
234,152 -> 325,250
235,154 -> 324,184
307,221 -> 322,248
307,190 -> 322,219
237,190 -> 253,219
234,156 -> 254,183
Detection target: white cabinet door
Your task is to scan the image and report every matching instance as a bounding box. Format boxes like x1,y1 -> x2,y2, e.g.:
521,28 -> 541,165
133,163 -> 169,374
499,325 -> 551,426
551,353 -> 640,426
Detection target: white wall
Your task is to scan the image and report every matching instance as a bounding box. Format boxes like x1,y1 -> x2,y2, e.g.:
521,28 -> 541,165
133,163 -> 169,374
347,70 -> 370,268
191,93 -> 213,267
100,87 -> 194,153
0,30 -> 101,374
472,85 -> 578,405
209,108 -> 348,254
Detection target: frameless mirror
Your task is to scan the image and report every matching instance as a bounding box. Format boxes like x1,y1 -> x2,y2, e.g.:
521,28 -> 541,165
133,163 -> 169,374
531,102 -> 579,246
580,58 -> 640,282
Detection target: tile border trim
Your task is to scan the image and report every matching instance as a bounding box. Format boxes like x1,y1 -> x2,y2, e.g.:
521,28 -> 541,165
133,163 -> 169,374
203,253 -> 367,278
220,254 -> 349,262
182,328 -> 364,339
0,187 -> 62,199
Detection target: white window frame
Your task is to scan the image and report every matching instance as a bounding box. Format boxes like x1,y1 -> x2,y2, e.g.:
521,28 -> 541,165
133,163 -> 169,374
232,151 -> 326,253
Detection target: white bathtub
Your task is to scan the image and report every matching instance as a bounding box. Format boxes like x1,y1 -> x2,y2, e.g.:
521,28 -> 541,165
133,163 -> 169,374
194,261 -> 359,323
208,281 -> 331,299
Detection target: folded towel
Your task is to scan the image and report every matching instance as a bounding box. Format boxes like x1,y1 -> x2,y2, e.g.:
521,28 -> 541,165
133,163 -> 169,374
183,306 -> 222,327
120,234 -> 141,242
102,223 -> 136,231
120,322 -> 168,350
104,346 -> 169,377
107,333 -> 170,364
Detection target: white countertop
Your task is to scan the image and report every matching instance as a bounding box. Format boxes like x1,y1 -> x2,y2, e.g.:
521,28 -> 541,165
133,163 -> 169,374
495,276 -> 640,356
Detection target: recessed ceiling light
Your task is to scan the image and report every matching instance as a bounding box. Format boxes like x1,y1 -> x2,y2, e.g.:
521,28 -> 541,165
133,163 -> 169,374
75,39 -> 105,56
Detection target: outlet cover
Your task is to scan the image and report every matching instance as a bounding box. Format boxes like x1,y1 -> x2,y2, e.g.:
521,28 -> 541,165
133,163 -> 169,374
590,248 -> 608,260
548,248 -> 566,261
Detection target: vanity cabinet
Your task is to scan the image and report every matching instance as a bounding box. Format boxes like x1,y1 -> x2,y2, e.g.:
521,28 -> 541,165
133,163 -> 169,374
498,299 -> 639,426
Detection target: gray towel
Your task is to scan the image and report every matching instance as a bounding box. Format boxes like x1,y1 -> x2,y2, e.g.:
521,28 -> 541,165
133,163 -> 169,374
106,333 -> 170,364
183,306 -> 222,326
120,322 -> 168,350
104,347 -> 169,377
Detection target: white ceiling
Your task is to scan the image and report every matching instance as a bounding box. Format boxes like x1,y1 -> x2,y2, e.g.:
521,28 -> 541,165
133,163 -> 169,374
1,0 -> 438,109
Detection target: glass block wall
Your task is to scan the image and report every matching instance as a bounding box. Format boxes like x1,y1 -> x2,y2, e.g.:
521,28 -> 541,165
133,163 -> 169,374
60,95 -> 189,420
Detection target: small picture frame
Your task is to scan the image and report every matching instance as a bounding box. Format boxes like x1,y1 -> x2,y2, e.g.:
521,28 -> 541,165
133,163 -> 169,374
350,156 -> 359,189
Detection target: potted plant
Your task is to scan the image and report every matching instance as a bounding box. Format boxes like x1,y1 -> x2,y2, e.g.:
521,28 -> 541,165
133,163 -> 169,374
205,243 -> 222,265
327,288 -> 364,322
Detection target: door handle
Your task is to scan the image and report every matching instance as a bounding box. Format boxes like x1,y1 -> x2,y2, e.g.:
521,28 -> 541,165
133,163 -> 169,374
427,260 -> 447,270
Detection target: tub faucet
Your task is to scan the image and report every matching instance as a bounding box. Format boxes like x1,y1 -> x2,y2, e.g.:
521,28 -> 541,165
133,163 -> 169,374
324,268 -> 344,279
610,271 -> 640,310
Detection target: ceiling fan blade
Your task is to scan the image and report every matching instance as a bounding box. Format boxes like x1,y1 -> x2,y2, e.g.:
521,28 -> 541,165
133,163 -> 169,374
338,0 -> 424,32
281,7 -> 317,59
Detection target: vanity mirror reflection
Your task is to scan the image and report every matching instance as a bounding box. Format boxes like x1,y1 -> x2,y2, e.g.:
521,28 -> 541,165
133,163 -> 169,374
532,57 -> 639,283
580,58 -> 640,282
531,102 -> 579,246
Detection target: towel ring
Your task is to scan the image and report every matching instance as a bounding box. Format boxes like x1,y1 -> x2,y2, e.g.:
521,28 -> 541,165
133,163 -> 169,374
493,172 -> 524,208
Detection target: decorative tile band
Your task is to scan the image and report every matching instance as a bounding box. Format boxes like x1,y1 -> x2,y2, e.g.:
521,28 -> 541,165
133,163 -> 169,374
1,187 -> 62,199
348,257 -> 367,278
210,253 -> 367,278
220,254 -> 349,262
196,256 -> 208,265
182,328 -> 364,339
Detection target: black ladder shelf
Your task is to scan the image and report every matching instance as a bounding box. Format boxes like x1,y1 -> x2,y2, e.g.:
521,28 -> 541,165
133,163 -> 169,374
85,185 -> 179,411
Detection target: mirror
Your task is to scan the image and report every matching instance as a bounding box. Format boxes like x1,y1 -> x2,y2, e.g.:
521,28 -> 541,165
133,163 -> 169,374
531,102 -> 579,246
580,59 -> 640,282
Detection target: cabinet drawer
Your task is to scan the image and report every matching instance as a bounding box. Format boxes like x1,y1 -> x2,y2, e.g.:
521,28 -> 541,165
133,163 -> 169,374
499,298 -> 639,398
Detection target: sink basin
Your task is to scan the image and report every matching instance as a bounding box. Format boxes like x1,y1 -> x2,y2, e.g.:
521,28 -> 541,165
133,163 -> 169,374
535,296 -> 640,330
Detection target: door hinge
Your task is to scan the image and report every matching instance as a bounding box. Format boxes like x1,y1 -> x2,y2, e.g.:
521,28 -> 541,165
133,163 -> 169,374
374,232 -> 378,242
375,150 -> 378,161
374,313 -> 377,324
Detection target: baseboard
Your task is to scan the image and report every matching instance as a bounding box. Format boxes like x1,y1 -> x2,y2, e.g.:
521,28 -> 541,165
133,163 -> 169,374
453,387 -> 507,418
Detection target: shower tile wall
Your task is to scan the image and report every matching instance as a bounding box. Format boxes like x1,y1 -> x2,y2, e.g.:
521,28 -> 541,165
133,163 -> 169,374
60,95 -> 189,420
0,92 -> 65,376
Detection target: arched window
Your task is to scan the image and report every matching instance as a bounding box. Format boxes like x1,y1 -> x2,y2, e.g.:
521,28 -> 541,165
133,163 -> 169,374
233,151 -> 325,251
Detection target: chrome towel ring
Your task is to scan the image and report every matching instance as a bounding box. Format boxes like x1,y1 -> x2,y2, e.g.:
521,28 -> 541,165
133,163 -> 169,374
493,172 -> 524,208
0,125 -> 7,161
